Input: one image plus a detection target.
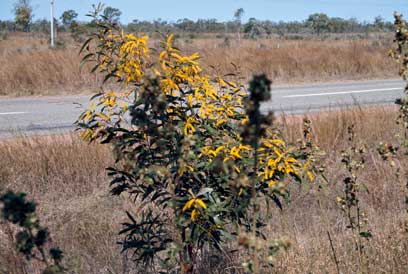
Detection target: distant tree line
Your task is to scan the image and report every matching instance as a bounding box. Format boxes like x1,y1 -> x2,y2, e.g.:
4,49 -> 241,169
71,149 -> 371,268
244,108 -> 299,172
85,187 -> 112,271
0,1 -> 395,40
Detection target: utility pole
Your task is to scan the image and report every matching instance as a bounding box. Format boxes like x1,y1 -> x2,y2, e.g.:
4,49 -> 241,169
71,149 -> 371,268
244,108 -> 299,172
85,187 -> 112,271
50,0 -> 55,48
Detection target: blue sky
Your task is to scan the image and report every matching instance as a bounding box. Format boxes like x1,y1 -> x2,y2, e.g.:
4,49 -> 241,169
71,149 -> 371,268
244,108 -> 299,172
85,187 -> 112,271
0,0 -> 407,23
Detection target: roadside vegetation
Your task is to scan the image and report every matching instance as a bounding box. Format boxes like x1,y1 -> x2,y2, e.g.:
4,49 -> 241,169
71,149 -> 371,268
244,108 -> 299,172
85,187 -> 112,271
0,33 -> 397,96
1,2 -> 408,274
0,0 -> 399,96
1,106 -> 407,274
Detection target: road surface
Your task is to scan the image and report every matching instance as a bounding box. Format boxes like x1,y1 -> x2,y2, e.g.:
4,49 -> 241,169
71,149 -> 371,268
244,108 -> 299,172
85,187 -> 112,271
0,79 -> 405,138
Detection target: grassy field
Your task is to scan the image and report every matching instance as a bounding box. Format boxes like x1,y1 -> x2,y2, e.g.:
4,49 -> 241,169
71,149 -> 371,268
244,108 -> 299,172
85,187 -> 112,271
1,106 -> 407,274
0,33 -> 398,96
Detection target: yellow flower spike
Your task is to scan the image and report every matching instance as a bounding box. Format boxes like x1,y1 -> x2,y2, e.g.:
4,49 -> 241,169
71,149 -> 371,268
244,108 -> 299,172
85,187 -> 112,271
238,188 -> 244,196
207,150 -> 217,157
96,112 -> 111,121
241,117 -> 249,125
268,180 -> 278,187
182,190 -> 208,221
159,51 -> 168,60
191,209 -> 199,221
166,34 -> 174,51
91,102 -> 95,112
215,119 -> 227,127
189,52 -> 200,60
233,165 -> 241,173
239,144 -> 251,151
307,171 -> 315,182
182,199 -> 195,213
161,79 -> 180,94
122,102 -> 127,113
269,139 -> 286,146
215,146 -> 225,155
195,198 -> 207,209
286,157 -> 297,163
187,95 -> 193,107
80,128 -> 93,141
219,78 -> 227,87
83,110 -> 92,121
178,165 -> 194,176
230,146 -> 243,160
153,68 -> 161,76
273,147 -> 283,158
227,81 -> 237,88
184,123 -> 196,135
170,52 -> 183,60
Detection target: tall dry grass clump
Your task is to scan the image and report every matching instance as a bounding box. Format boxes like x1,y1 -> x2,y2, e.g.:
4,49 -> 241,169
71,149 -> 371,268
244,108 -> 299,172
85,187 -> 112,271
0,34 -> 100,96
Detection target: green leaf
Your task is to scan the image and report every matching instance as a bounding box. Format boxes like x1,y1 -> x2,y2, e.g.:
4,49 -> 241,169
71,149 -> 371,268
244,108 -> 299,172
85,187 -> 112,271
79,37 -> 93,54
359,231 -> 373,238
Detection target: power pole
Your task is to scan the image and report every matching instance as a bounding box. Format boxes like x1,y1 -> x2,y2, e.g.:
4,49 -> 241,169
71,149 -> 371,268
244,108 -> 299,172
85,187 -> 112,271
50,0 -> 55,48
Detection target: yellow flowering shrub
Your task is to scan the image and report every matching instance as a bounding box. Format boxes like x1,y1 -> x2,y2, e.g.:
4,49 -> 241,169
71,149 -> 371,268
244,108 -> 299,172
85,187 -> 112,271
77,10 -> 312,274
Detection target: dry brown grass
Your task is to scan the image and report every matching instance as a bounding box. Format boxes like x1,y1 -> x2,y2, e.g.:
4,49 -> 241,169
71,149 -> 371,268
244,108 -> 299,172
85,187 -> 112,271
183,38 -> 398,84
0,135 -> 129,274
0,106 -> 407,274
0,33 -> 398,96
0,34 -> 100,96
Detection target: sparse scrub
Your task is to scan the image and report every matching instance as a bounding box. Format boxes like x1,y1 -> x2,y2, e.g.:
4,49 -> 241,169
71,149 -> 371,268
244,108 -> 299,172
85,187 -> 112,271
1,106 -> 407,273
0,33 -> 398,96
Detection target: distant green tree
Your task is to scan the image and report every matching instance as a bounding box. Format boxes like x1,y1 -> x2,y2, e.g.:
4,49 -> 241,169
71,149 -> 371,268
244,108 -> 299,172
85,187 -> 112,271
330,17 -> 348,33
373,15 -> 385,32
13,0 -> 33,32
102,6 -> 122,24
244,18 -> 264,39
306,13 -> 331,35
60,9 -> 78,30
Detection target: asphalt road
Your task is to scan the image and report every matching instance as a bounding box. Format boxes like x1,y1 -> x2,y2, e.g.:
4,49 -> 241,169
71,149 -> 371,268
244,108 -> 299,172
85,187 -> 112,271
0,79 -> 405,138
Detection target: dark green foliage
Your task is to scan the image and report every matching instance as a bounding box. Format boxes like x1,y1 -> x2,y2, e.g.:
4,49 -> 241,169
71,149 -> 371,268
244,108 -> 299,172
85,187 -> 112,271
306,13 -> 331,35
119,210 -> 172,266
0,191 -> 64,274
60,9 -> 78,28
102,6 -> 122,25
241,74 -> 273,147
1,191 -> 36,227
13,0 -> 33,32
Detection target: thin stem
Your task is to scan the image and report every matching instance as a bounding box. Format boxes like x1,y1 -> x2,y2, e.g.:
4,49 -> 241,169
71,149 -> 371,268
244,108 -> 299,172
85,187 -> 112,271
251,106 -> 261,274
327,231 -> 341,274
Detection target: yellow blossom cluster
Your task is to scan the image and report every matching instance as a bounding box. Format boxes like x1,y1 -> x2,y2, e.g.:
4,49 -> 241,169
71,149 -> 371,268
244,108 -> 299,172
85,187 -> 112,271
156,35 -> 245,133
182,190 -> 207,221
117,34 -> 149,84
199,134 -> 303,189
258,137 -> 302,187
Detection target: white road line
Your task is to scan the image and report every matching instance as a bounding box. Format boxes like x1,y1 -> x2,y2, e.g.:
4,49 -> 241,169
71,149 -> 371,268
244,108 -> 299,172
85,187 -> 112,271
0,112 -> 28,115
282,87 -> 402,98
